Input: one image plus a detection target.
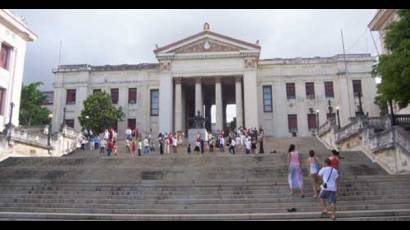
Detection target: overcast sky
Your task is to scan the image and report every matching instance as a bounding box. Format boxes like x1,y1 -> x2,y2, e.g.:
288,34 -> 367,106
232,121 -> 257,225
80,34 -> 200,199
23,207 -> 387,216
12,9 -> 382,91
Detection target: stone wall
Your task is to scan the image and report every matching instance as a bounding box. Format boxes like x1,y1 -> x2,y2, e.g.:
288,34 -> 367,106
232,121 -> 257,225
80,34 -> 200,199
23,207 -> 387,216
0,126 -> 80,162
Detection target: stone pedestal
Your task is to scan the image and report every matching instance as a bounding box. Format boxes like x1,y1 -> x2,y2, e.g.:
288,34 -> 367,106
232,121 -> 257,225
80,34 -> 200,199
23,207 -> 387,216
187,128 -> 208,145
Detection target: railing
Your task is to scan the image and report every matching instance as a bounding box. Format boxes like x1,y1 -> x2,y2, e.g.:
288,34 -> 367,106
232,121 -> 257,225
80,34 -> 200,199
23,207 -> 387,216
368,116 -> 389,131
335,118 -> 362,143
318,120 -> 330,136
395,114 -> 410,128
395,126 -> 410,156
367,128 -> 394,152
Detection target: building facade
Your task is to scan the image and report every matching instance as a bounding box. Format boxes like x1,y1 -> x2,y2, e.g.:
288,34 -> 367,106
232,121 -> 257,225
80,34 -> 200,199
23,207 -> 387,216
0,9 -> 37,131
368,9 -> 410,115
52,23 -> 379,138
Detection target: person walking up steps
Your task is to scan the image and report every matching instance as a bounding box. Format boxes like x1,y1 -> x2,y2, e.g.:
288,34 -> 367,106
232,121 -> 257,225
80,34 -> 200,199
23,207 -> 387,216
318,158 -> 339,221
307,150 -> 321,198
288,144 -> 304,198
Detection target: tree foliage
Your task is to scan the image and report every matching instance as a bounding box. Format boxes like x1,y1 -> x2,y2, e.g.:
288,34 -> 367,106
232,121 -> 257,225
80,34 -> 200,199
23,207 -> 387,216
373,9 -> 410,109
78,92 -> 125,135
19,82 -> 51,127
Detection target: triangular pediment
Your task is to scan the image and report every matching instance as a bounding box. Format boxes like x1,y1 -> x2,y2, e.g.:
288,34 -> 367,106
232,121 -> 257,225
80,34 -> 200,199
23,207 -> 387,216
170,38 -> 242,54
154,30 -> 260,55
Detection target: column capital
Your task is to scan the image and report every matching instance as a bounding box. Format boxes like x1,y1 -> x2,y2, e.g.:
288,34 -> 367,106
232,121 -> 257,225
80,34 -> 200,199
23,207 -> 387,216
195,77 -> 202,84
234,76 -> 242,82
174,77 -> 182,84
214,77 -> 222,83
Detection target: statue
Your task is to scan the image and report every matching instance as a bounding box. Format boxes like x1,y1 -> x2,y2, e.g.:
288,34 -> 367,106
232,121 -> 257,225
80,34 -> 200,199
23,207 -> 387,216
189,111 -> 207,129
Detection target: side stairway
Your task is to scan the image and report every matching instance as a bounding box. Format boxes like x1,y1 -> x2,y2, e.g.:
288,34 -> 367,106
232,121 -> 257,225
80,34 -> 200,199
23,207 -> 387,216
0,137 -> 410,220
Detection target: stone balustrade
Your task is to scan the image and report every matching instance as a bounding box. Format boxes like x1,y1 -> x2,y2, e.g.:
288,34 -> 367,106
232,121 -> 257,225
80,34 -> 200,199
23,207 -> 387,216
317,114 -> 410,175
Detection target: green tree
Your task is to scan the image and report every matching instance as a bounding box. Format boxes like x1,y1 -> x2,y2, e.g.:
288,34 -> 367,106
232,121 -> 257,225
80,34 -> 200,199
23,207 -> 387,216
19,82 -> 51,127
78,92 -> 125,135
373,9 -> 410,110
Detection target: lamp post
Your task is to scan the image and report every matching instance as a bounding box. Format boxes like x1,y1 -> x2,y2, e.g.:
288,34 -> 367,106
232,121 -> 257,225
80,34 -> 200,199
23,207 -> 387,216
47,113 -> 53,147
6,102 -> 15,142
60,107 -> 66,131
356,91 -> 364,117
328,99 -> 333,121
336,106 -> 341,130
316,109 -> 320,134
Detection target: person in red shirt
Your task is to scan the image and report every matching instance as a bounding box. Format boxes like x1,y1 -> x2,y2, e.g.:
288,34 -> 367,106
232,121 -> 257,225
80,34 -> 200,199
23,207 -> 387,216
329,149 -> 340,171
131,140 -> 136,157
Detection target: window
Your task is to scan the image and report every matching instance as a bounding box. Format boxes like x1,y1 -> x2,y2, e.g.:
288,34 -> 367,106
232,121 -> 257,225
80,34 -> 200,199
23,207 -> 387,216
66,89 -> 76,104
0,88 -> 5,115
111,88 -> 119,104
128,88 -> 137,104
93,89 -> 101,95
324,81 -> 334,98
0,43 -> 12,70
65,119 -> 75,128
263,85 -> 272,112
288,114 -> 298,131
353,80 -> 362,97
128,119 -> 136,130
150,89 -> 159,116
305,82 -> 315,99
286,83 -> 296,99
307,114 -> 317,130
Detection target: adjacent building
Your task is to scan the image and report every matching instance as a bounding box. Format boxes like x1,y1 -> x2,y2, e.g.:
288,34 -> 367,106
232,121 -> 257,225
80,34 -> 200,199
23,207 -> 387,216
368,9 -> 410,115
0,9 -> 37,131
52,23 -> 379,138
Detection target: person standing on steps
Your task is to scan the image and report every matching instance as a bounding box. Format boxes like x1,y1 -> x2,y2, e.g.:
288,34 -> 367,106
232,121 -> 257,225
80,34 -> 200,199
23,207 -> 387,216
318,158 -> 339,221
258,128 -> 264,154
137,139 -> 142,156
143,137 -> 149,154
288,144 -> 304,198
158,133 -> 164,155
245,136 -> 251,154
219,134 -> 225,152
131,140 -> 136,157
173,133 -> 178,153
307,150 -> 321,198
229,138 -> 236,155
200,136 -> 205,154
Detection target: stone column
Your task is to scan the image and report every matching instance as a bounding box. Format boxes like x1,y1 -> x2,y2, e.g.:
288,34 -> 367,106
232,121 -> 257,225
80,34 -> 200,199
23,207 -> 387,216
243,68 -> 259,129
195,78 -> 203,116
159,72 -> 173,133
215,78 -> 223,131
235,77 -> 243,128
174,78 -> 183,132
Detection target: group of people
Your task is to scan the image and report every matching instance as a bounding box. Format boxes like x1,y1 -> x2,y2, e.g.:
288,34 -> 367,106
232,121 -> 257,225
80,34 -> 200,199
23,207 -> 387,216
287,144 -> 341,220
188,127 -> 264,155
78,128 -> 118,156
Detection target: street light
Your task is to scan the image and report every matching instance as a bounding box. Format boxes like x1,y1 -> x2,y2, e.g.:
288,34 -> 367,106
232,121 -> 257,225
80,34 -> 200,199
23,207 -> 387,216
336,106 -> 341,130
47,113 -> 53,147
316,109 -> 320,134
5,102 -> 15,142
60,107 -> 66,131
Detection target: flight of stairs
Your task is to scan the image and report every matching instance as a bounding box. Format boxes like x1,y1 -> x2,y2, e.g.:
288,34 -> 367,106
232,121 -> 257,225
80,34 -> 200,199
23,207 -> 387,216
0,137 -> 409,220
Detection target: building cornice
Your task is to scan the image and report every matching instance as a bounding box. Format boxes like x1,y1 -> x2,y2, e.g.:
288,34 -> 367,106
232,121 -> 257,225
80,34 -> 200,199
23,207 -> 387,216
0,9 -> 37,41
368,9 -> 397,31
259,54 -> 374,65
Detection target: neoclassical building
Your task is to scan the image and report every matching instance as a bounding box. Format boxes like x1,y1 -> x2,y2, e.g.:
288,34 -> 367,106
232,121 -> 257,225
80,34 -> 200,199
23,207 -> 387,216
52,23 -> 379,138
0,10 -> 37,132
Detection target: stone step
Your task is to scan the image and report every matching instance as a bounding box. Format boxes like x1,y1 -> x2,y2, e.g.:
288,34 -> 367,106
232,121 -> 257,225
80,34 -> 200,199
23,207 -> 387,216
1,209 -> 410,221
1,203 -> 410,215
1,193 -> 410,206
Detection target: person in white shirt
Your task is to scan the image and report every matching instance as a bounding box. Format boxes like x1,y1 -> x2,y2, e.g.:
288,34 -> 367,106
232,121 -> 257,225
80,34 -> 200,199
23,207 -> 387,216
173,134 -> 178,153
318,158 -> 340,221
219,136 -> 225,152
143,137 -> 149,154
245,137 -> 251,154
229,138 -> 236,155
125,128 -> 132,141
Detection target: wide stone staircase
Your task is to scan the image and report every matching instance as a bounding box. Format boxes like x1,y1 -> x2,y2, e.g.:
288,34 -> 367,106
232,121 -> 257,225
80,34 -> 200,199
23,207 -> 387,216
0,137 -> 410,220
